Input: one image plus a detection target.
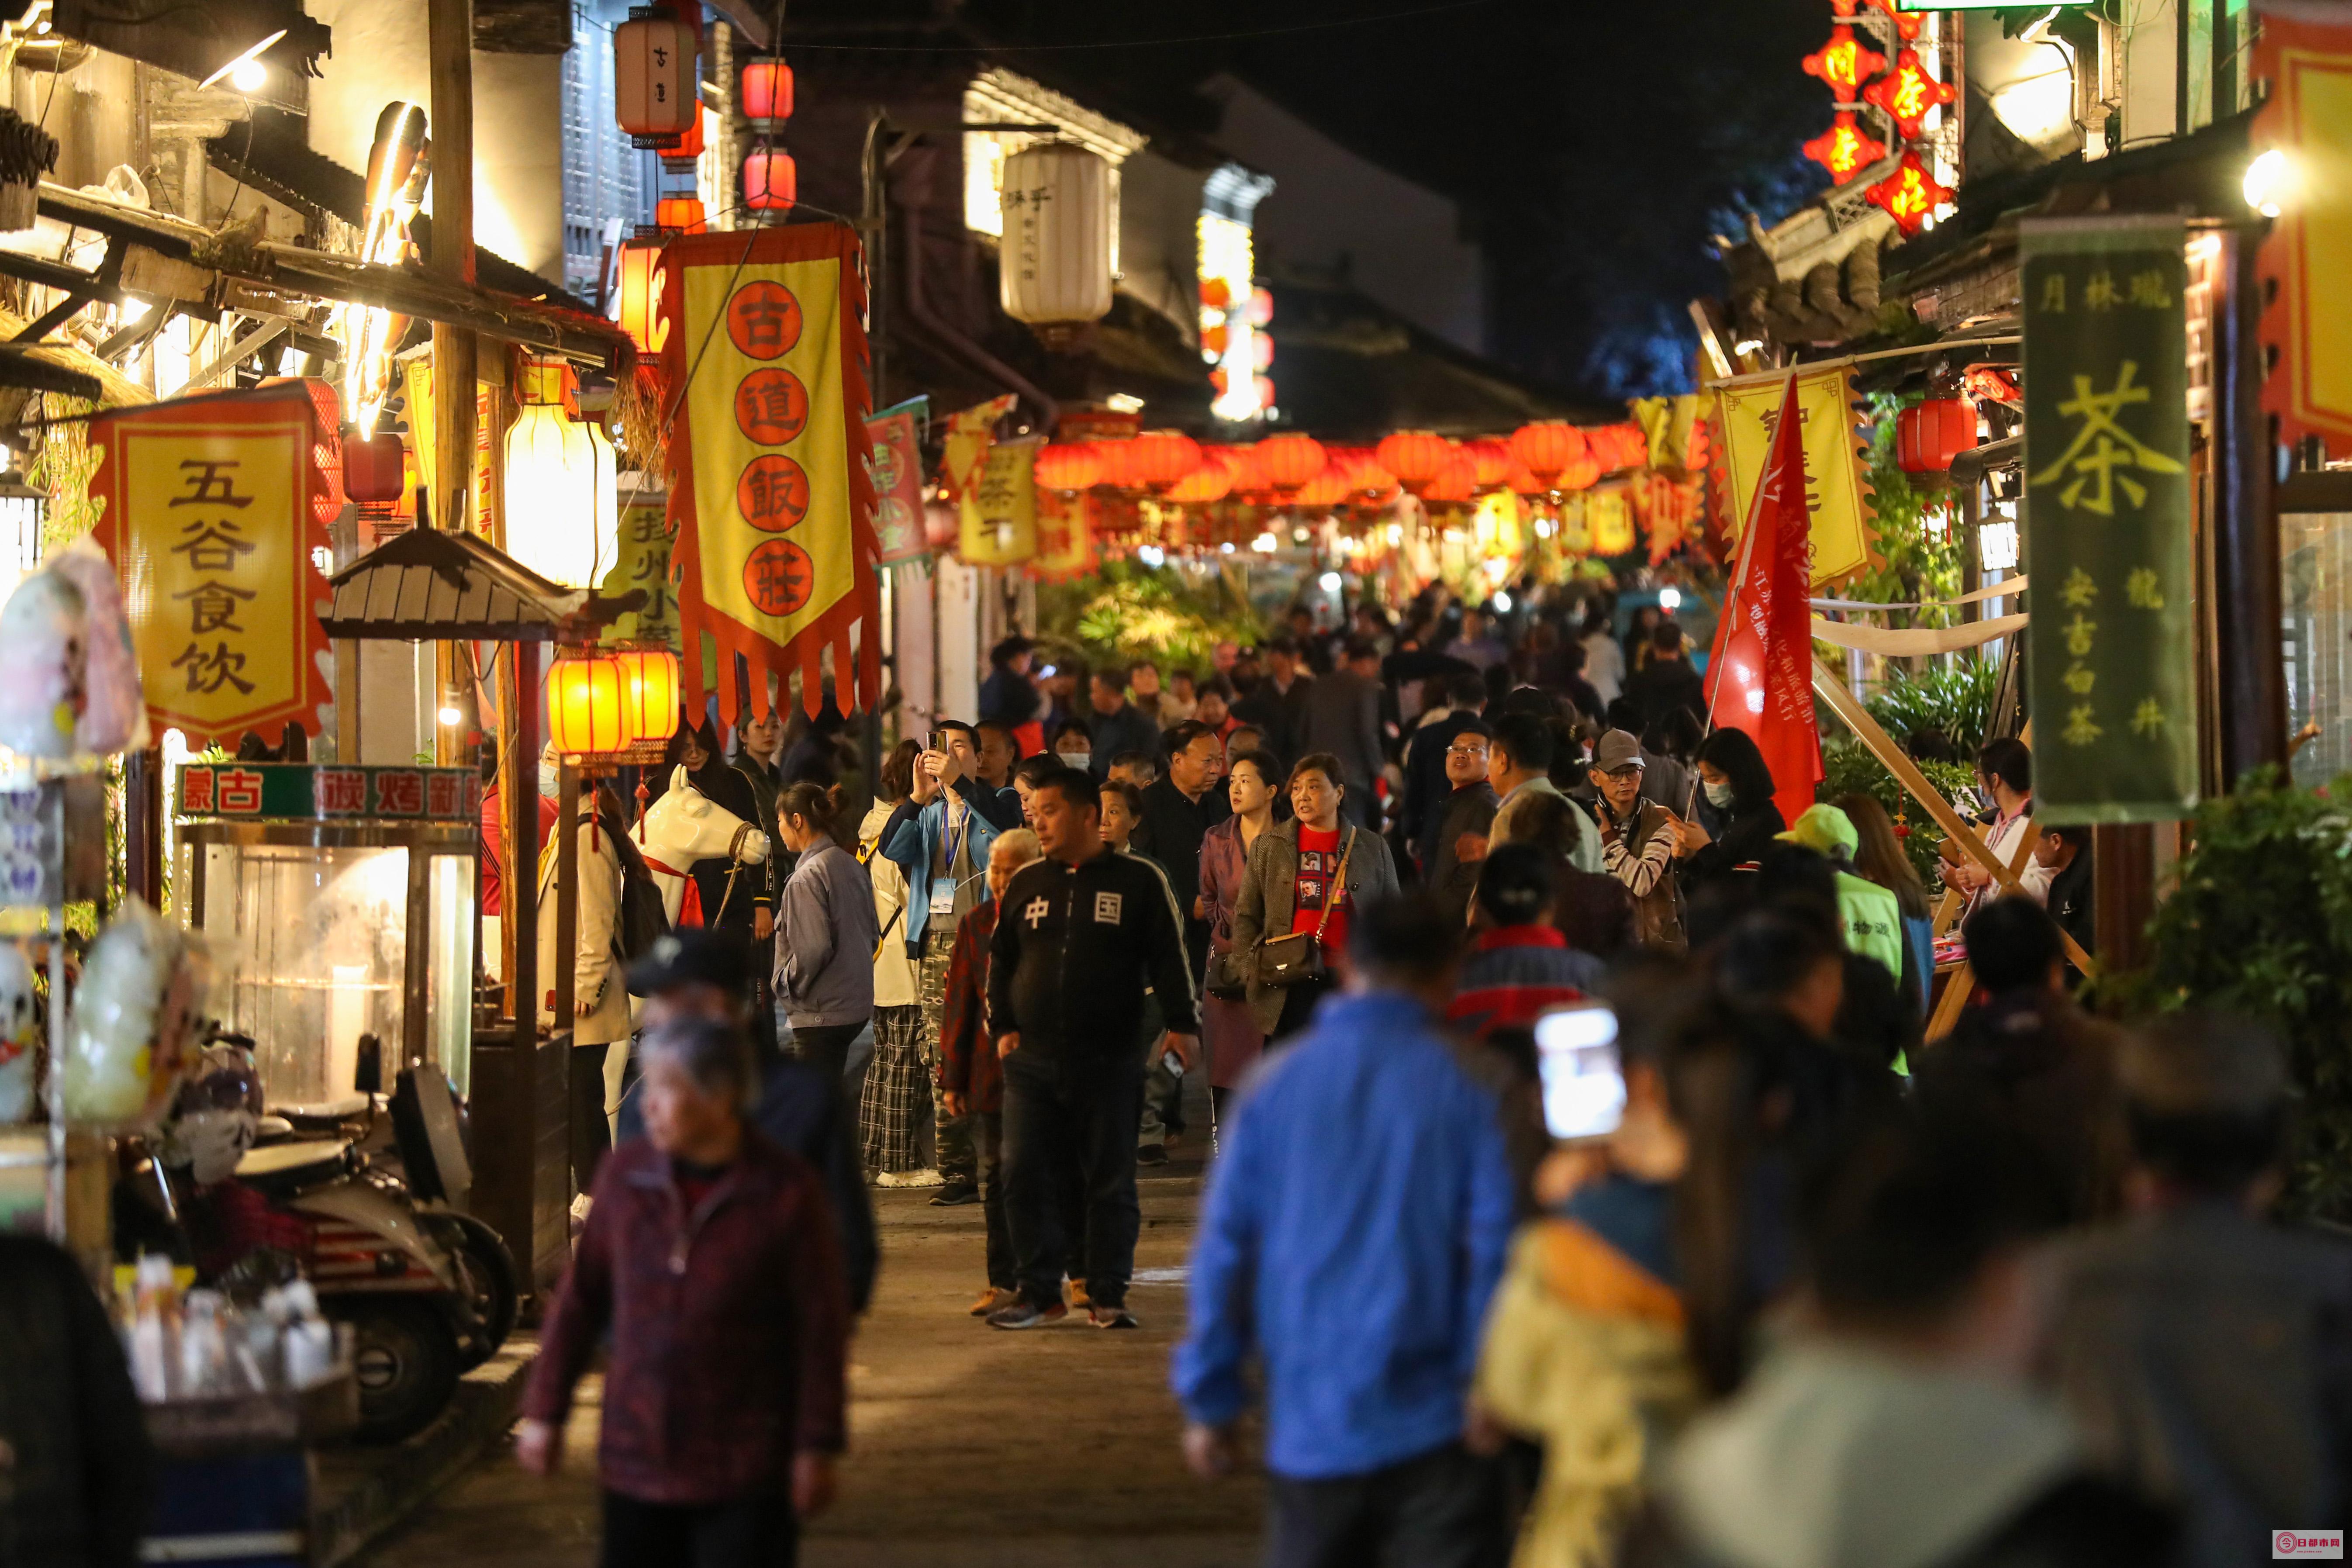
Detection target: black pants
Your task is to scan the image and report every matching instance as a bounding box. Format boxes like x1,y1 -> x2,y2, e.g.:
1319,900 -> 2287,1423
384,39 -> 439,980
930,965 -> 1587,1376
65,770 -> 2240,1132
601,1487 -> 796,1568
1002,1054 -> 1142,1310
971,1109 -> 1015,1291
788,1021 -> 863,1091
570,1043 -> 613,1196
1267,1442 -> 1504,1568
1271,976 -> 1335,1045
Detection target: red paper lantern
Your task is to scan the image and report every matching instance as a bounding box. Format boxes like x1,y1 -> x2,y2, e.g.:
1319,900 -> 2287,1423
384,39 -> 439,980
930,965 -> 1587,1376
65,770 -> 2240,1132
1166,449 -> 1236,504
1504,461 -> 1545,496
1247,287 -> 1274,328
1255,432 -> 1327,496
1862,48 -> 1957,140
1465,438 -> 1514,488
1895,396 -> 1977,475
1507,421 -> 1589,489
1092,439 -> 1142,490
1129,429 -> 1203,491
1375,430 -> 1454,496
1421,447 -> 1480,505
741,57 -> 793,130
1033,442 -> 1104,494
342,427 -> 405,504
655,195 -> 705,233
1865,150 -> 1955,236
1803,111 -> 1888,185
1221,444 -> 1267,495
614,238 -> 667,356
1294,468 -> 1353,508
1588,423 -> 1650,473
744,150 -> 797,214
1200,276 -> 1233,311
614,3 -> 698,148
1802,24 -> 1885,104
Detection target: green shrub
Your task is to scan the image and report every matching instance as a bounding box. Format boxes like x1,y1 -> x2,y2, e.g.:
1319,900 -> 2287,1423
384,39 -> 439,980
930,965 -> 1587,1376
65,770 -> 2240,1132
2100,769 -> 2352,1220
1036,560 -> 1261,676
1817,737 -> 1982,894
1865,656 -> 1999,756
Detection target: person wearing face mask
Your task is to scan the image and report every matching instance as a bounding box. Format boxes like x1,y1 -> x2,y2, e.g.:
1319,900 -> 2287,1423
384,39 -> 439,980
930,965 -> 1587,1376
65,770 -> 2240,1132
1050,717 -> 1095,778
1671,726 -> 1787,905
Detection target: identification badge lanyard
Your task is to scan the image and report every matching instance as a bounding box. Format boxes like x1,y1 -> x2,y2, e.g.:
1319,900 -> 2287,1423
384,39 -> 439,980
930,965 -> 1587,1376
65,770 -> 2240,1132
930,795 -> 970,915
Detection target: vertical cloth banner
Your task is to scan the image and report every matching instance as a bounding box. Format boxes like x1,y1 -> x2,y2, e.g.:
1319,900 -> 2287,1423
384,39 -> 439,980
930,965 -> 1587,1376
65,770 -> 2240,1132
867,396 -> 929,566
1706,373 -> 1824,831
1712,363 -> 1880,587
959,435 -> 1039,566
2254,2 -> 2352,450
1032,485 -> 1093,581
663,223 -> 879,721
88,383 -> 335,749
2021,215 -> 2198,822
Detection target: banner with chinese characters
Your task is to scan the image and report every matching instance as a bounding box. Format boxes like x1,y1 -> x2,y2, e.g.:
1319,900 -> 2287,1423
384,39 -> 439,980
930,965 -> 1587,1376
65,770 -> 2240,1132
597,496 -> 680,648
664,224 -> 879,720
1712,363 -> 1880,587
87,385 -> 335,749
2254,3 -> 2352,449
939,395 -> 1015,503
2021,214 -> 2197,824
958,435 -> 1039,566
177,762 -> 475,821
866,397 -> 929,565
401,363 -> 501,535
1032,485 -> 1092,581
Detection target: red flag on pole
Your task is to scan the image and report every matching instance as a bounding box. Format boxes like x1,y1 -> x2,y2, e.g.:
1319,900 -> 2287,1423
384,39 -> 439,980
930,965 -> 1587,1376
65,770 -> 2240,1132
1704,373 -> 1823,830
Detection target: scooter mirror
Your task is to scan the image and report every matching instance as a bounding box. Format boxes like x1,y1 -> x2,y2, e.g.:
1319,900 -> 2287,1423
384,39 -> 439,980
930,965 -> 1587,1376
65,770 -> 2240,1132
354,1033 -> 383,1096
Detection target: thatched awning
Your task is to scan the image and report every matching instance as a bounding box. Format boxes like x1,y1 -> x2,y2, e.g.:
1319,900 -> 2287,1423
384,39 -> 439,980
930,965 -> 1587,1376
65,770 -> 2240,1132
323,527 -> 642,642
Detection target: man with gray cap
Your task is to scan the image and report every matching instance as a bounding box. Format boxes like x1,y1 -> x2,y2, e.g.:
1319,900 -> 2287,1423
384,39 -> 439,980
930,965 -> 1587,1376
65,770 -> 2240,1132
1589,730 -> 1685,952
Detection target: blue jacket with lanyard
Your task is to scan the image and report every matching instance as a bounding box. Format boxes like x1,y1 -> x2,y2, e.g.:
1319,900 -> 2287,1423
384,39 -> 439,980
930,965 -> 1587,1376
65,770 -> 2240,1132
880,783 -> 1002,956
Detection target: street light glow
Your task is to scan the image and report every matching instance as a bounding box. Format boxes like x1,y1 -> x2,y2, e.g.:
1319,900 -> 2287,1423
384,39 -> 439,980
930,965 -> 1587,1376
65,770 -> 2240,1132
1659,586 -> 1682,611
2245,148 -> 2290,218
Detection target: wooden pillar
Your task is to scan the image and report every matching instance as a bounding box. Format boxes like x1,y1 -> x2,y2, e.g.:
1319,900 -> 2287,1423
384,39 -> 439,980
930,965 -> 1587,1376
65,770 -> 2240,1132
430,0 -> 476,768
2212,226 -> 2286,785
122,749 -> 161,910
553,762 -> 578,1026
2092,822 -> 2155,973
503,643 -> 537,1027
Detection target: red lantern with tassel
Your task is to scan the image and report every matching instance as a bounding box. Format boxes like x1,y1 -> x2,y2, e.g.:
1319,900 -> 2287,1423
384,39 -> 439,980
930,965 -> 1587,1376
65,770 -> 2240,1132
1895,396 -> 1977,475
1255,432 -> 1327,497
1508,421 -> 1589,490
1375,431 -> 1453,497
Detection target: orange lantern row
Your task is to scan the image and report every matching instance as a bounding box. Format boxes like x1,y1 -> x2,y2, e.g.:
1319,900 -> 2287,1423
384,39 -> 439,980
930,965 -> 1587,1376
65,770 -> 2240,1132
549,647 -> 683,756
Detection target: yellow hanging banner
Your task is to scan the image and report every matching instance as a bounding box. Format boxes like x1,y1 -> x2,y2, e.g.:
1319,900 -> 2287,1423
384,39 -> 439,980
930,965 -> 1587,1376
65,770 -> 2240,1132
959,435 -> 1039,566
1711,364 -> 1879,587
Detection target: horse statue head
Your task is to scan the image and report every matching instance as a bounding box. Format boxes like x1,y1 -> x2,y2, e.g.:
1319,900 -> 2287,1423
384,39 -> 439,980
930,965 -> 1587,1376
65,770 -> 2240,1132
636,765 -> 769,923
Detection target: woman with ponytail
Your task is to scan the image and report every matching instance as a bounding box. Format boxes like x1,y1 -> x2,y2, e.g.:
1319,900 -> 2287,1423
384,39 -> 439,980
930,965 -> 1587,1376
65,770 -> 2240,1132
774,782 -> 878,1088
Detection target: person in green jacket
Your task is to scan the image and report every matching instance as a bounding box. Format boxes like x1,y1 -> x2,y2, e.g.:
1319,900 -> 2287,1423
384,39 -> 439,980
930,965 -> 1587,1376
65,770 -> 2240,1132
1776,804 -> 1904,982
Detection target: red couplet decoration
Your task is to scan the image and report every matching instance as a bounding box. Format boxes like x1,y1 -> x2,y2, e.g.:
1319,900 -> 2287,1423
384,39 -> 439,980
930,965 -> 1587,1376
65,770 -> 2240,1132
1255,432 -> 1327,496
1375,430 -> 1454,497
1129,429 -> 1204,491
1802,24 -> 1885,104
1863,48 -> 1957,140
342,427 -> 406,504
1865,150 -> 1955,236
1033,442 -> 1105,494
1803,111 -> 1889,184
1895,396 -> 1977,474
741,58 -> 794,129
744,151 -> 797,214
1508,421 -> 1589,489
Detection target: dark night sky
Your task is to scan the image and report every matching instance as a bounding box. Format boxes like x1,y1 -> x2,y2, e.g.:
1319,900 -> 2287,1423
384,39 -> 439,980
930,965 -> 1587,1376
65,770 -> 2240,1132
964,0 -> 1837,398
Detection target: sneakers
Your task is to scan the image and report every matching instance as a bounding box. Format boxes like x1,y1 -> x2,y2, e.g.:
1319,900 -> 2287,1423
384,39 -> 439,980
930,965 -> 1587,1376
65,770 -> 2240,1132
875,1168 -> 943,1188
1088,1304 -> 1139,1330
968,1287 -> 1017,1317
986,1299 -> 1069,1330
1135,1143 -> 1170,1167
929,1182 -> 980,1207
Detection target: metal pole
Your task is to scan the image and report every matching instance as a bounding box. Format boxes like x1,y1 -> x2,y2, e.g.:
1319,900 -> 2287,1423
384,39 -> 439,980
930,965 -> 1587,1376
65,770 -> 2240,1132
430,0 -> 477,769
2212,226 -> 2285,784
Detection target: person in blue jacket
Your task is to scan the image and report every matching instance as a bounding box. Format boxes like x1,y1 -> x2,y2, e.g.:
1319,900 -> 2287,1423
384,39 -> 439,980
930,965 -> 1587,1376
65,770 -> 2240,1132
1173,890 -> 1516,1568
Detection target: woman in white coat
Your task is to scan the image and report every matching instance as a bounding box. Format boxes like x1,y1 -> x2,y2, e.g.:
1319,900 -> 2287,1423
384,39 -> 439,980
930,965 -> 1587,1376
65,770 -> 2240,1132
537,781 -> 635,1205
859,741 -> 935,1186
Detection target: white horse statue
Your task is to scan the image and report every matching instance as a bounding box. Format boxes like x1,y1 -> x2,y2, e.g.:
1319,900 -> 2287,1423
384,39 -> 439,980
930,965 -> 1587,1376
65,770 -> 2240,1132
635,764 -> 770,926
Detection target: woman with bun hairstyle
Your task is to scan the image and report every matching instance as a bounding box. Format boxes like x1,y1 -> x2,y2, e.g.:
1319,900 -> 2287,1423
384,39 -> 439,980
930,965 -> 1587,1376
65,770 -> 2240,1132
774,781 -> 879,1088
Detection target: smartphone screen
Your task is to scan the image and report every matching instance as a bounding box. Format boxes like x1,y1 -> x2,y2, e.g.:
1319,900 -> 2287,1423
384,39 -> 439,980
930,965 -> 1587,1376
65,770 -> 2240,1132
1534,1002 -> 1626,1143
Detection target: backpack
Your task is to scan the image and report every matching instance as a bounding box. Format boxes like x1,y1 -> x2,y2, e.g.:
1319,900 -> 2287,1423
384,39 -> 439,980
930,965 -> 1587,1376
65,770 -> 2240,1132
608,822 -> 671,963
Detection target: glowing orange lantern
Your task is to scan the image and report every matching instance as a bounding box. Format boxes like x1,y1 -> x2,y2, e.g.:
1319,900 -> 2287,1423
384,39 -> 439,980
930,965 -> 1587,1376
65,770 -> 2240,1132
744,150 -> 796,214
741,57 -> 793,131
342,427 -> 405,504
1508,421 -> 1589,490
1504,460 -> 1545,496
1464,438 -> 1514,488
1375,430 -> 1453,497
1421,447 -> 1479,505
655,195 -> 705,233
615,2 -> 697,148
1256,432 -> 1327,496
1865,150 -> 1954,236
1802,25 -> 1885,104
613,647 -> 682,744
614,239 -> 668,356
1199,276 -> 1232,312
1091,438 -> 1141,490
549,652 -> 630,755
1803,112 -> 1888,184
1588,423 -> 1650,473
1033,442 -> 1104,494
1166,449 -> 1236,504
1862,48 -> 1957,140
1895,396 -> 1977,475
1129,429 -> 1203,491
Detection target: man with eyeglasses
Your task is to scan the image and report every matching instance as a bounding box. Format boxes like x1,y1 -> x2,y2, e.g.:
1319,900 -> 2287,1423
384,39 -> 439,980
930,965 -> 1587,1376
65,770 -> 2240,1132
1421,720 -> 1499,932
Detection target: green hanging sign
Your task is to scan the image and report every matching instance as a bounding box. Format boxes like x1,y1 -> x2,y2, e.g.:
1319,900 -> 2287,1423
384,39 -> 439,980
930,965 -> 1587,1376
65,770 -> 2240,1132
2021,214 -> 2198,824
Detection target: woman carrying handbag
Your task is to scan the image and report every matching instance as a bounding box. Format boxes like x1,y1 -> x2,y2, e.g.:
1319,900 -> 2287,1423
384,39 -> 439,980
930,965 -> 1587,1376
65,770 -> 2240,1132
1228,751 -> 1401,1047
1198,748 -> 1283,1117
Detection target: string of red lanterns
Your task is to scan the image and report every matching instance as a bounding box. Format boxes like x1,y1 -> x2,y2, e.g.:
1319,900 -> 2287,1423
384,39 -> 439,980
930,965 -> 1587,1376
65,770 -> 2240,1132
1795,0 -> 1957,237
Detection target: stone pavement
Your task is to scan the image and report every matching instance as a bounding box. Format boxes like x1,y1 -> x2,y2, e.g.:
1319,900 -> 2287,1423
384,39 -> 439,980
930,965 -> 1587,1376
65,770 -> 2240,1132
355,1141 -> 1265,1568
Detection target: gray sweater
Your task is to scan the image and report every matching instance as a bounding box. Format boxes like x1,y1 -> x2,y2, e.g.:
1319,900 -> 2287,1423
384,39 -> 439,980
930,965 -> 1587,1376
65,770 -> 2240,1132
774,835 -> 879,1028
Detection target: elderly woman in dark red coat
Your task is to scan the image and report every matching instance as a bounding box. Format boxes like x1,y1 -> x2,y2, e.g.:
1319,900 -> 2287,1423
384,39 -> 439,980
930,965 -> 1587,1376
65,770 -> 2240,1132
939,827 -> 1043,1317
1197,749 -> 1282,1116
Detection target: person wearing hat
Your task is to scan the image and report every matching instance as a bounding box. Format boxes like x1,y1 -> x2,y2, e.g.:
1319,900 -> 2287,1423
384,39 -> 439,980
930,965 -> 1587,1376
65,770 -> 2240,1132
1776,803 -> 1904,984
1590,729 -> 1686,953
617,929 -> 877,1314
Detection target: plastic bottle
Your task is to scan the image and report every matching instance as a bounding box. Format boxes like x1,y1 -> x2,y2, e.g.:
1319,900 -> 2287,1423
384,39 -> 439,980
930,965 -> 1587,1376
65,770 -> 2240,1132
128,1253 -> 177,1402
280,1279 -> 335,1388
179,1289 -> 228,1397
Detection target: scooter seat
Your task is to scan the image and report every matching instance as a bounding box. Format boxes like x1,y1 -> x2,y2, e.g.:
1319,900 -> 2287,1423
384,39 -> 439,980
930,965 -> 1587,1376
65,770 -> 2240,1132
236,1139 -> 352,1195
256,1116 -> 294,1138
274,1094 -> 370,1121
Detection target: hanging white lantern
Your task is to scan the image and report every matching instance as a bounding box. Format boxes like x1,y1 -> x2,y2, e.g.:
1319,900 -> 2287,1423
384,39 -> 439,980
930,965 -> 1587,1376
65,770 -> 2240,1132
613,3 -> 698,149
504,362 -> 618,590
999,142 -> 1115,331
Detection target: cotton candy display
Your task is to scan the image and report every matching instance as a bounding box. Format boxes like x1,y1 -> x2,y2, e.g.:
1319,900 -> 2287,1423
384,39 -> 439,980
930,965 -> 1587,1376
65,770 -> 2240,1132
0,568 -> 86,759
0,942 -> 33,1122
44,539 -> 148,753
62,898 -> 208,1126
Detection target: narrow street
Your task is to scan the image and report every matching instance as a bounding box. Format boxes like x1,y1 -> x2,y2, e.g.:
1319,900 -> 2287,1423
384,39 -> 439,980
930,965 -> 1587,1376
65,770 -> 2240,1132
357,1157 -> 1263,1568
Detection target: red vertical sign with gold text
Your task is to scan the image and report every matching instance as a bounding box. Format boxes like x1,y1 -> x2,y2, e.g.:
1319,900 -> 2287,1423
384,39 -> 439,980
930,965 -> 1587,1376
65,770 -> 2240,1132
663,224 -> 878,720
88,383 -> 335,749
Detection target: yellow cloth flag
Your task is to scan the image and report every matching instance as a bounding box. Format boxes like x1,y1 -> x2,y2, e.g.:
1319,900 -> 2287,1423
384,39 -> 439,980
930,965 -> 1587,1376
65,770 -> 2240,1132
960,435 -> 1039,566
1712,365 -> 1879,587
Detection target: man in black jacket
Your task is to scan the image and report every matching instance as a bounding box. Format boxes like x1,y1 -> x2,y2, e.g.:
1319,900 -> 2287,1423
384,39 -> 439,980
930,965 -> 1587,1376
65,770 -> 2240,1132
1132,720 -> 1231,972
0,1237 -> 152,1568
987,770 -> 1201,1330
